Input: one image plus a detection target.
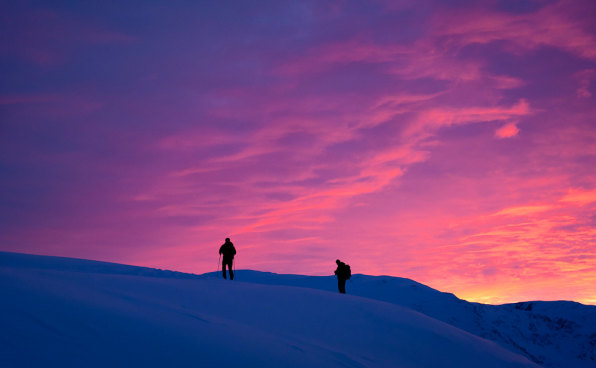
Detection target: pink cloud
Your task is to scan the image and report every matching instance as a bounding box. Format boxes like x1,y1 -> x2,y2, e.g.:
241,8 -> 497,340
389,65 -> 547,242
407,99 -> 530,138
495,122 -> 520,138
560,187 -> 596,205
432,0 -> 596,61
396,180 -> 596,304
491,204 -> 553,217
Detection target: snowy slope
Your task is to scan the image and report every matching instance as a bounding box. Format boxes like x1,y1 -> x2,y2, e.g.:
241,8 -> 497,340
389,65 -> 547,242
217,270 -> 596,368
0,252 -> 537,368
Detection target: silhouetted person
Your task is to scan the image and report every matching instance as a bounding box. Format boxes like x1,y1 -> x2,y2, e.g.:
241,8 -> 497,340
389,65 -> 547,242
334,259 -> 351,294
219,238 -> 236,280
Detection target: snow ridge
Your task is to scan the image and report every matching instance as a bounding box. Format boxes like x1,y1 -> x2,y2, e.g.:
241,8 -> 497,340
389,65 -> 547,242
218,270 -> 595,368
1,252 -> 589,367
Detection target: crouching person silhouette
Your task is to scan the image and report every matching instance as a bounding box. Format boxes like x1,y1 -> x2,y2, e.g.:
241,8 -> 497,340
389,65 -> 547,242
334,259 -> 351,294
219,238 -> 236,280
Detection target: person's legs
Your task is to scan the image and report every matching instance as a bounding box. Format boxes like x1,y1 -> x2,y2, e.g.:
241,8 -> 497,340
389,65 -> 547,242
223,259 -> 233,280
338,278 -> 346,294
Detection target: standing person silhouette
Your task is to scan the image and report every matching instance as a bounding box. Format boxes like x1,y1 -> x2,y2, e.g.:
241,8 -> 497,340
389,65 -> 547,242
219,238 -> 236,280
334,259 -> 351,294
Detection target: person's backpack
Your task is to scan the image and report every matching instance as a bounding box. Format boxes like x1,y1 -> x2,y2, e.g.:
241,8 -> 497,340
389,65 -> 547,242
345,264 -> 351,280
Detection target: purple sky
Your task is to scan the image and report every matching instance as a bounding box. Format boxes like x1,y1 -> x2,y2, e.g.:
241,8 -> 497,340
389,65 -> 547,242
1,0 -> 595,304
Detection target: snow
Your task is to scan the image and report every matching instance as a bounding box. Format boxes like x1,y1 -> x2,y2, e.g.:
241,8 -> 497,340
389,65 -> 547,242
212,271 -> 596,368
0,252 -> 564,367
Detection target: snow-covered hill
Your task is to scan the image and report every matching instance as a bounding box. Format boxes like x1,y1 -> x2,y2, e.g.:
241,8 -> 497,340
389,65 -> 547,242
0,252 -> 596,367
215,270 -> 596,368
0,252 -> 538,368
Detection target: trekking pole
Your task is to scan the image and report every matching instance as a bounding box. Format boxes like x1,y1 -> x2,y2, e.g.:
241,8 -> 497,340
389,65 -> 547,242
217,254 -> 221,278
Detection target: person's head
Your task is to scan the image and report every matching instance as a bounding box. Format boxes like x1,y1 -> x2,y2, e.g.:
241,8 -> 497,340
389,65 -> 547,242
336,259 -> 340,265
225,237 -> 230,243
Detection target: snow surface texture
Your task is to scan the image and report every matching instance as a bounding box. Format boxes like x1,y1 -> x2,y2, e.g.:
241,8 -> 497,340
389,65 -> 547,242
0,253 -> 583,367
204,270 -> 596,368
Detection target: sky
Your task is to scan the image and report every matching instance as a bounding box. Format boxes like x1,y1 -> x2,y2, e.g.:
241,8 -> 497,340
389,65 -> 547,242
1,0 -> 595,305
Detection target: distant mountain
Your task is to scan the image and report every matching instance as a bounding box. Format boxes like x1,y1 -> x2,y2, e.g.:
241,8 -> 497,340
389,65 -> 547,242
208,270 -> 595,368
0,252 -> 536,368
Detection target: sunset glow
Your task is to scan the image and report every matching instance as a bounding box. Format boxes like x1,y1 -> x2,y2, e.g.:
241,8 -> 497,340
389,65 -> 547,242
1,0 -> 594,305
